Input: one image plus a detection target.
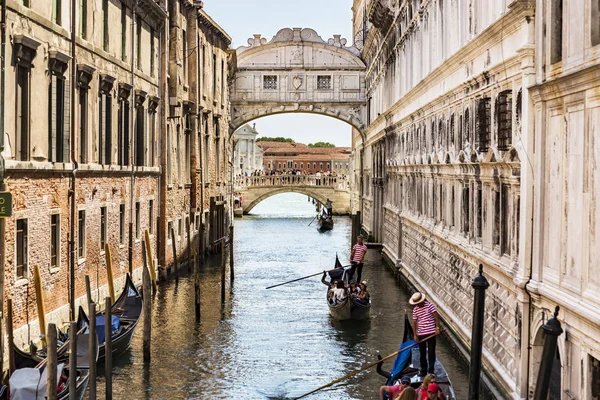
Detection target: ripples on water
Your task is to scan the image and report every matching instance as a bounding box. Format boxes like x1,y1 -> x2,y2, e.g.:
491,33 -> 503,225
94,193 -> 470,399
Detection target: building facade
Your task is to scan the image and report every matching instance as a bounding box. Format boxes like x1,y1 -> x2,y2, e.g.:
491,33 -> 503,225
260,141 -> 351,175
233,123 -> 264,176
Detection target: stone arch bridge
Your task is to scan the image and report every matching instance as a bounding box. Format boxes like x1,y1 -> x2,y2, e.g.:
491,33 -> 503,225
235,175 -> 351,215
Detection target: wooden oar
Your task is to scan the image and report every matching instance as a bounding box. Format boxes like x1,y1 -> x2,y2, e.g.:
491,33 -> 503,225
308,214 -> 318,226
294,330 -> 445,399
36,326 -> 87,368
266,267 -> 347,290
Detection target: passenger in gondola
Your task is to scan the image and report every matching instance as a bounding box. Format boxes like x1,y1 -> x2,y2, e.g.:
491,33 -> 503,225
357,281 -> 369,301
395,386 -> 418,400
379,376 -> 411,400
322,272 -> 335,287
330,280 -> 347,305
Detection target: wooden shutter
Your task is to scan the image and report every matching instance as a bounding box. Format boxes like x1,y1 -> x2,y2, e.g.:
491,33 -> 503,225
63,79 -> 71,162
50,75 -> 58,161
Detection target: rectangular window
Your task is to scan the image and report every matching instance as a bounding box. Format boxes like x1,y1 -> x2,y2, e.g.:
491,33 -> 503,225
463,187 -> 470,234
182,30 -> 188,82
118,99 -> 130,166
21,0 -> 30,7
16,219 -> 28,279
214,117 -> 220,178
121,6 -> 126,60
477,187 -> 483,239
592,0 -> 600,46
213,54 -> 217,96
184,128 -> 191,182
320,162 -> 323,170
501,184 -> 510,255
135,202 -> 140,239
317,75 -> 332,90
178,218 -> 183,240
203,115 -> 209,183
52,0 -> 62,25
135,105 -> 145,166
221,60 -> 225,101
477,97 -> 491,151
150,29 -> 155,76
195,213 -> 200,231
102,0 -> 109,51
78,210 -> 86,258
79,86 -> 88,163
48,74 -> 70,163
263,75 -> 278,90
497,91 -> 512,151
119,204 -> 126,244
100,206 -> 107,251
494,189 -> 501,247
590,355 -> 600,398
550,0 -> 563,64
148,200 -> 154,234
167,125 -> 172,184
50,214 -> 60,269
98,92 -> 112,164
16,65 -> 30,161
176,125 -> 181,182
149,111 -> 156,166
450,186 -> 455,228
136,16 -> 142,70
167,221 -> 173,242
79,0 -> 87,39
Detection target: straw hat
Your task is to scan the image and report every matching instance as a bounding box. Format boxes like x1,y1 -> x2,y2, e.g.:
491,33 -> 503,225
409,292 -> 426,305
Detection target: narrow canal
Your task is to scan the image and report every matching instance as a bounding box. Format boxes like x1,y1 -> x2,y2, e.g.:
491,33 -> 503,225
94,193 -> 470,399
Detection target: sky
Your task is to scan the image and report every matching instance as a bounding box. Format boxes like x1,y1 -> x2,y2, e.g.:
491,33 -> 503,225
204,0 -> 355,147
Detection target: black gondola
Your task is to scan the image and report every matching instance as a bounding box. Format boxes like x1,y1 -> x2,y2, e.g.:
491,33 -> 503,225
377,316 -> 456,399
77,273 -> 143,362
326,256 -> 371,320
317,212 -> 334,231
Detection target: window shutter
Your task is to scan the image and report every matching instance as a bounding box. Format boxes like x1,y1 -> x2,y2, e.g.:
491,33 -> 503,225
100,94 -> 106,163
63,79 -> 71,162
50,75 -> 58,162
106,96 -> 112,164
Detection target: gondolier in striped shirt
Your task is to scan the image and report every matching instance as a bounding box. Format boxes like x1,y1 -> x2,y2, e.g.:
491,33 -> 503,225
349,235 -> 367,282
410,292 -> 440,376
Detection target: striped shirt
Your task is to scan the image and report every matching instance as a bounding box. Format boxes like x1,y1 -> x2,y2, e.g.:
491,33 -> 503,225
352,244 -> 367,263
412,301 -> 437,336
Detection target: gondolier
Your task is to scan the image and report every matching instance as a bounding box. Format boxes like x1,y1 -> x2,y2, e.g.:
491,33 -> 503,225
410,292 -> 440,376
349,235 -> 367,282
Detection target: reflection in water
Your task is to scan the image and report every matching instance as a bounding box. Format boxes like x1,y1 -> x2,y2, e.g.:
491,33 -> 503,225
93,193 -> 470,399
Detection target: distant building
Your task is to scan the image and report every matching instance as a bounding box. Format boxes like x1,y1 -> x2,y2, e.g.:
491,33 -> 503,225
259,141 -> 351,174
233,124 -> 264,176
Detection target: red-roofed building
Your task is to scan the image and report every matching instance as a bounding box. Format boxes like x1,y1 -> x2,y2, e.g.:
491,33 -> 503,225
258,141 -> 351,174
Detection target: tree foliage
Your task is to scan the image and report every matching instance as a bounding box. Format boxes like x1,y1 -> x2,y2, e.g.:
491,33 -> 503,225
308,142 -> 335,148
256,137 -> 294,143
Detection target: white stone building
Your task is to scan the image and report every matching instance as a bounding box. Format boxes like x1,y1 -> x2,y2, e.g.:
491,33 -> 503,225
233,124 -> 264,176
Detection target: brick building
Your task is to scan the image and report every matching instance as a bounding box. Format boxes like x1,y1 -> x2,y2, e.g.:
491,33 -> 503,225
0,0 -> 233,345
259,141 -> 351,174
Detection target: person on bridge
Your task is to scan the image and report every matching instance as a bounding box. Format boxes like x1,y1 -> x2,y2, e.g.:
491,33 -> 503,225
349,235 -> 367,282
326,198 -> 333,215
410,293 -> 440,376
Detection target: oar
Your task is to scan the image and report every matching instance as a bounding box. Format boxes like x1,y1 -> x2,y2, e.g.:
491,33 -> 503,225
294,329 -> 446,400
266,267 -> 347,290
308,214 -> 318,226
36,326 -> 87,368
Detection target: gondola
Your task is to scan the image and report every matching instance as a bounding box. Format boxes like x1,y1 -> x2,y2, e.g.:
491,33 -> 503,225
77,273 -> 143,362
326,256 -> 371,320
317,213 -> 334,231
377,316 -> 456,399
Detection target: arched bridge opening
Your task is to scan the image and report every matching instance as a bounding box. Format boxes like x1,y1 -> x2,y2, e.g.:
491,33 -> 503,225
241,186 -> 351,215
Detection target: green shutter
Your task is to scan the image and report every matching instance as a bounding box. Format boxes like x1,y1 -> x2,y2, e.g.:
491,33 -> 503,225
63,79 -> 71,162
50,75 -> 58,161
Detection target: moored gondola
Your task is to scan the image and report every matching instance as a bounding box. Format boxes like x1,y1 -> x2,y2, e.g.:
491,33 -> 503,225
77,273 -> 143,362
377,316 -> 456,399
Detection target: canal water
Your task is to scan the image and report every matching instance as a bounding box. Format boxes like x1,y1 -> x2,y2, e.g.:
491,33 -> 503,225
95,193 -> 470,399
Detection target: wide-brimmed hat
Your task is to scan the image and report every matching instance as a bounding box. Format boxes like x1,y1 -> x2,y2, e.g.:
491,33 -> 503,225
361,280 -> 368,286
409,292 -> 426,305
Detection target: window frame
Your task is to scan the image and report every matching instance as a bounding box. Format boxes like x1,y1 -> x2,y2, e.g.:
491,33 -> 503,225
16,218 -> 28,280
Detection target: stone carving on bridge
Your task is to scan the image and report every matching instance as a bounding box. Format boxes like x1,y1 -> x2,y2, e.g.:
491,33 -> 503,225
231,27 -> 367,136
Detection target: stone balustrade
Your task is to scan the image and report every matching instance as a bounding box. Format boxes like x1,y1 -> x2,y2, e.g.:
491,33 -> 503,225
235,175 -> 348,190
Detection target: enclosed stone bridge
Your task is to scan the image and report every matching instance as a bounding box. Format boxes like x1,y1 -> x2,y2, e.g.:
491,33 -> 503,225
235,175 -> 351,215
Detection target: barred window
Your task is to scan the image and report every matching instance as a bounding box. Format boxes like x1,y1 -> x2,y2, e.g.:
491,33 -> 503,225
477,98 -> 491,151
263,75 -> 278,90
16,219 -> 28,279
496,90 -> 512,151
317,75 -> 332,90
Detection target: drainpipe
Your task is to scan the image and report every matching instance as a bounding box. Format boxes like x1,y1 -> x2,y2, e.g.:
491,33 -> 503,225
129,2 -> 137,275
0,0 -> 7,369
69,0 -> 78,321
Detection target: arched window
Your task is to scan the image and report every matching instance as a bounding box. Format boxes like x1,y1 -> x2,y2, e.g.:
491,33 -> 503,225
300,162 -> 303,168
449,114 -> 455,148
464,108 -> 471,146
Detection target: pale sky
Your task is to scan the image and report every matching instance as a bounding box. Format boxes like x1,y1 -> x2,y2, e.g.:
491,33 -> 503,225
204,0 -> 354,147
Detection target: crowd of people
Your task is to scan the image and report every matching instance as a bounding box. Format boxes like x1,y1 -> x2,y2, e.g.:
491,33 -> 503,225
380,374 -> 446,400
322,274 -> 370,305
236,169 -> 345,177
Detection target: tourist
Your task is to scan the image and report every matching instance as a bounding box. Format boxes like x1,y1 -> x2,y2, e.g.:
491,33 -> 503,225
358,281 -> 369,300
395,386 -> 417,400
379,376 -> 411,400
349,235 -> 367,282
321,272 -> 334,287
415,374 -> 435,399
410,292 -> 440,376
316,170 -> 322,185
330,280 -> 347,304
326,198 -> 333,215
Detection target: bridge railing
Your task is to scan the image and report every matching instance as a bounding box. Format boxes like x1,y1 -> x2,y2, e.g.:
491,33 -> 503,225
234,174 -> 348,190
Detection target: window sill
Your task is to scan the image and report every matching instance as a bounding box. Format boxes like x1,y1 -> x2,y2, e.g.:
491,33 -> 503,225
14,278 -> 28,288
184,183 -> 192,188
78,258 -> 86,266
167,184 -> 174,190
119,244 -> 126,250
50,267 -> 60,275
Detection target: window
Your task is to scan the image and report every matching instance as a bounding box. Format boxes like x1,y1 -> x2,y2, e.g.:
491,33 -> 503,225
496,91 -> 513,151
136,16 -> 142,70
50,214 -> 60,268
52,0 -> 62,25
184,120 -> 191,182
313,163 -> 316,169
149,109 -> 156,166
16,219 -> 28,279
78,210 -> 86,258
221,60 -> 225,101
212,54 -> 217,96
119,204 -> 126,244
135,202 -> 140,239
477,187 -> 482,239
494,189 -> 501,247
463,187 -> 470,234
150,29 -> 155,76
593,0 -> 600,46
118,97 -> 130,166
167,221 -> 173,242
100,206 -> 107,251
102,0 -> 109,51
214,117 -> 220,178
178,218 -> 183,240
320,162 -> 323,170
21,0 -> 30,6
317,75 -> 331,90
326,163 -> 330,169
300,162 -> 303,168
135,104 -> 145,166
204,117 -> 210,182
176,125 -> 181,182
79,0 -> 87,39
49,73 -> 70,163
590,355 -> 600,398
550,0 -> 563,64
263,75 -> 277,90
477,98 -> 491,151
464,108 -> 471,146
195,213 -> 200,231
79,85 -> 88,163
98,89 -> 112,164
16,65 -> 30,161
501,184 -> 510,254
121,6 -> 126,60
450,186 -> 455,228
167,125 -> 172,184
148,200 -> 154,234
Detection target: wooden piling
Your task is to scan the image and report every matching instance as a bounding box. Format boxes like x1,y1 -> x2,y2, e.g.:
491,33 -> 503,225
88,302 -> 97,400
220,240 -> 226,304
105,296 -> 113,400
46,323 -> 58,400
229,225 -> 234,283
85,274 -> 92,305
105,243 -> 115,304
6,298 -> 15,375
33,265 -> 47,346
144,230 -> 157,293
195,223 -> 203,320
170,227 -> 179,280
142,239 -> 152,362
68,321 -> 77,400
186,217 -> 192,272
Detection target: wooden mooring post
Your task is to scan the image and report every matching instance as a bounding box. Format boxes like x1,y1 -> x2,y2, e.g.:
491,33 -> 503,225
105,243 -> 116,303
33,265 -> 47,346
105,296 -> 113,400
195,223 -> 204,320
142,239 -> 152,362
88,301 -> 97,400
85,274 -> 93,305
170,227 -> 179,281
220,240 -> 226,304
68,321 -> 77,400
6,298 -> 15,375
229,225 -> 234,283
144,230 -> 157,293
46,323 -> 58,400
187,218 -> 192,272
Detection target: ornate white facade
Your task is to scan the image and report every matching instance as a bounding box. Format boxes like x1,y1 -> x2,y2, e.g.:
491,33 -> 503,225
233,124 -> 264,176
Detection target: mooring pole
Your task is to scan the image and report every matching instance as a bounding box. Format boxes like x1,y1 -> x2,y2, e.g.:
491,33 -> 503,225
220,240 -> 226,304
170,227 -> 179,281
142,239 -> 151,362
105,296 -> 113,400
229,225 -> 234,283
195,223 -> 204,320
533,306 -> 563,400
468,264 -> 489,400
187,218 -> 192,272
6,298 -> 15,375
68,321 -> 77,400
88,302 -> 97,400
47,323 -> 58,400
85,274 -> 92,306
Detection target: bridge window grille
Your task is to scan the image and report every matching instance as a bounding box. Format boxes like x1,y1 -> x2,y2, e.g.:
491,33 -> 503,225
317,75 -> 332,90
477,98 -> 491,151
263,75 -> 278,90
496,90 -> 512,151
